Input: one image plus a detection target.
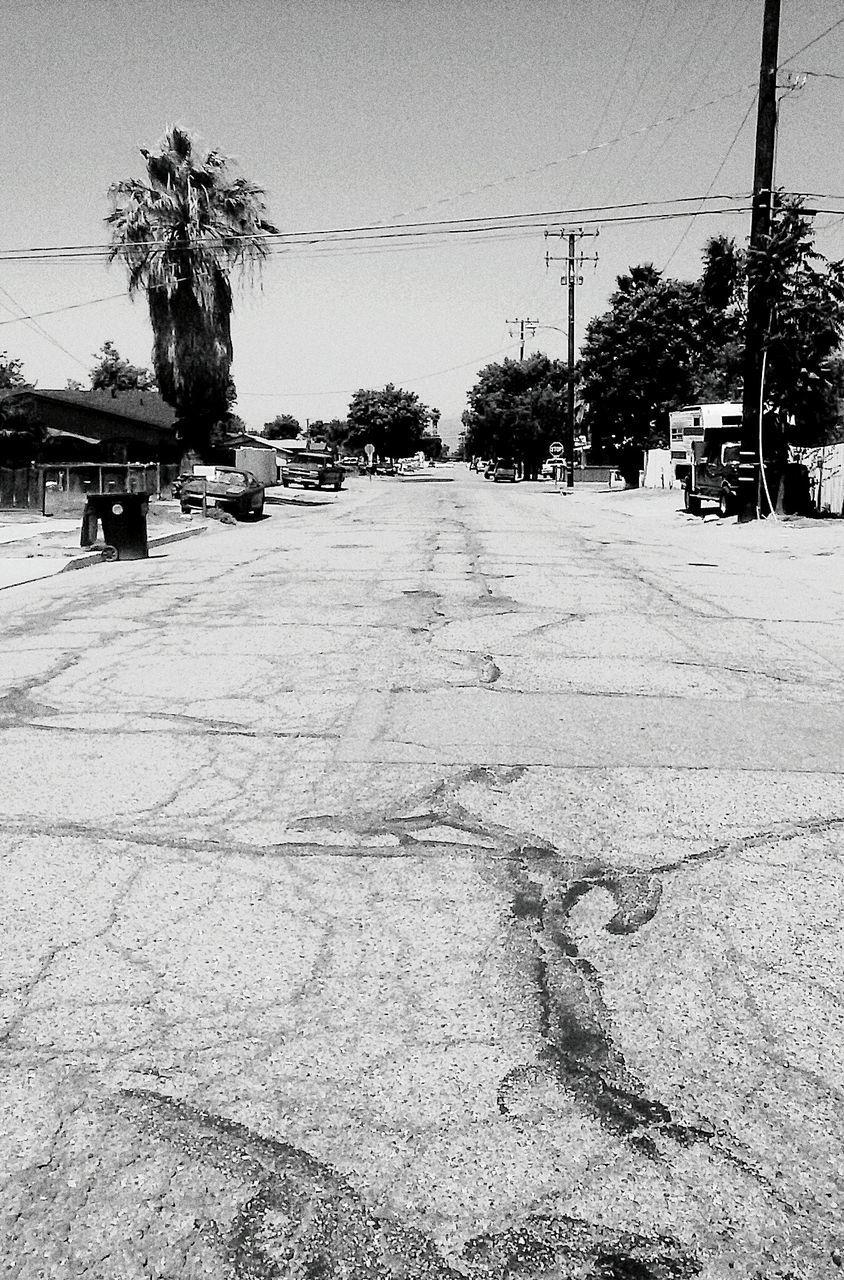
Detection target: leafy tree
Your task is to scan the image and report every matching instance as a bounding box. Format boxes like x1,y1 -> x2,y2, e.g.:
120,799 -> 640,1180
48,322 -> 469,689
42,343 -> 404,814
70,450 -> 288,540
694,235 -> 746,403
345,385 -> 431,458
263,413 -> 301,439
0,351 -> 27,389
462,353 -> 569,478
89,340 -> 156,391
579,203 -> 844,467
751,196 -> 844,453
106,125 -> 277,461
579,267 -> 704,461
309,418 -> 349,449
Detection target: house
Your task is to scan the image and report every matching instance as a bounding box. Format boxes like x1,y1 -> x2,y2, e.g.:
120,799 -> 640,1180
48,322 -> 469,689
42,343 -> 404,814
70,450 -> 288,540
0,387 -> 179,464
0,388 -> 181,511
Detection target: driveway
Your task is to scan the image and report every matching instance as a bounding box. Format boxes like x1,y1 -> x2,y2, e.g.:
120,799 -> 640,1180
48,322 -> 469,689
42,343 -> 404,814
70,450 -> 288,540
1,470 -> 842,1279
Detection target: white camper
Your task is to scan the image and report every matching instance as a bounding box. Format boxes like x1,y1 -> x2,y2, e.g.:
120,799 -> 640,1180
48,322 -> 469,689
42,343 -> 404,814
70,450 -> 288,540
669,402 -> 743,484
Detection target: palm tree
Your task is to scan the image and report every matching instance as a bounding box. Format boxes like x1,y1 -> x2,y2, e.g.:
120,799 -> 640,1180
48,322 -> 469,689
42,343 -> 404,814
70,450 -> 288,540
107,126 -> 277,460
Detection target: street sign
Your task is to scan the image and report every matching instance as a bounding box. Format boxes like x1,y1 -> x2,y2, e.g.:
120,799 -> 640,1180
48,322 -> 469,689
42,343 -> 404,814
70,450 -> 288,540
364,443 -> 375,461
549,441 -> 564,457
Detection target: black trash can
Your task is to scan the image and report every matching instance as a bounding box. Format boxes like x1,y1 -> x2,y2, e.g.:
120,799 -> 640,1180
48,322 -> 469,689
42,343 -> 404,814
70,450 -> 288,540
80,493 -> 149,560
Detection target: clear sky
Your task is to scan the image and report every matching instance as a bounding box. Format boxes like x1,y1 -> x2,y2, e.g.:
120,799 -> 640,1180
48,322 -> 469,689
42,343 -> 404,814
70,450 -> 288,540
1,0 -> 843,442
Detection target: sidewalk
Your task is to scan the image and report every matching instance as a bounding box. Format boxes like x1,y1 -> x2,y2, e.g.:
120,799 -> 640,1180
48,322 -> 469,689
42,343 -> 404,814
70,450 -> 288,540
0,503 -> 210,591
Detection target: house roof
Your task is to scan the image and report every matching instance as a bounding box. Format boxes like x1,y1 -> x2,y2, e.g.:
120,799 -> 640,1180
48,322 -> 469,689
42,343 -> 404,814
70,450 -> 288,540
25,388 -> 177,429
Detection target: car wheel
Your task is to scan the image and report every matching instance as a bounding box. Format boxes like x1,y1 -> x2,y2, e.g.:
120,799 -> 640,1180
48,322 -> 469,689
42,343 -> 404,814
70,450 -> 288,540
281,477 -> 289,487
180,502 -> 190,514
333,482 -> 341,491
684,487 -> 700,514
718,489 -> 733,518
252,503 -> 264,519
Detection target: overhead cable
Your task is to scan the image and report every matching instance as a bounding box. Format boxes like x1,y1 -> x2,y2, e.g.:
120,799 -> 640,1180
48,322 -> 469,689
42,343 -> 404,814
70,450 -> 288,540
780,16 -> 844,66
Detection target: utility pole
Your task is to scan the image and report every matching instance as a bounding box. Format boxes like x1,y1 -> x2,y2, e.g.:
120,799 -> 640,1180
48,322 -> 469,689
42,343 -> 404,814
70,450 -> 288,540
567,232 -> 577,489
506,317 -> 538,361
738,0 -> 781,521
545,229 -> 599,487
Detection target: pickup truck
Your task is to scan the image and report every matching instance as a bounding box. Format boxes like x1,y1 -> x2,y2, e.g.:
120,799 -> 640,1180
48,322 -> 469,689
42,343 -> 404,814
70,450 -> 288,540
684,439 -> 740,516
281,452 -> 345,491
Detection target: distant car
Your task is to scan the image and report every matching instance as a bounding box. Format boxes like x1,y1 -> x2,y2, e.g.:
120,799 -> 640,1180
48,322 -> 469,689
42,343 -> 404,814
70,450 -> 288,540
493,458 -> 517,483
180,468 -> 265,519
483,460 -> 496,479
339,455 -> 361,468
281,451 -> 345,490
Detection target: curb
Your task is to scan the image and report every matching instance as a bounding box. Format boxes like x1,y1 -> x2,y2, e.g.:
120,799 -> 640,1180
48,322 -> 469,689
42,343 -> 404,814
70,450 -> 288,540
59,521 -> 208,572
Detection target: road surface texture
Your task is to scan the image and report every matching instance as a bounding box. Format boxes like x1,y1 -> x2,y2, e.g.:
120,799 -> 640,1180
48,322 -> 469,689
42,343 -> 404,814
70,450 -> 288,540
2,469 -> 842,1280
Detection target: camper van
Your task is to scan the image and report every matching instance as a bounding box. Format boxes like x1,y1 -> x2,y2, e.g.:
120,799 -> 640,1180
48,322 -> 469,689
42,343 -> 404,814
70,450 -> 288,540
669,403 -> 743,484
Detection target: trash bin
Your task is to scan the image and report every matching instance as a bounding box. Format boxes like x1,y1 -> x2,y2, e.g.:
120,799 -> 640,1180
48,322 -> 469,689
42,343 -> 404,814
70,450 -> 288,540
80,493 -> 149,560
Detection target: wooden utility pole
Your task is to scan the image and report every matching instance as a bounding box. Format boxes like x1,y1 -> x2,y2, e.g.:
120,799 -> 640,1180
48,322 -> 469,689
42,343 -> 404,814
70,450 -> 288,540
545,229 -> 598,488
566,232 -> 577,489
738,0 -> 781,521
506,318 -> 537,361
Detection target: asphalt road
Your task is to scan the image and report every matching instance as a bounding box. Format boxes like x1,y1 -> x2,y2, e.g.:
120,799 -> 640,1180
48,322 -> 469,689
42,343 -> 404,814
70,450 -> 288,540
2,469 -> 843,1280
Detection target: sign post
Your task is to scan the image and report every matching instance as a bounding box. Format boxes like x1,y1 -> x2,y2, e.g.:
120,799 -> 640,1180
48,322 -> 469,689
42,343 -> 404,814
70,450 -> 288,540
548,440 -> 565,491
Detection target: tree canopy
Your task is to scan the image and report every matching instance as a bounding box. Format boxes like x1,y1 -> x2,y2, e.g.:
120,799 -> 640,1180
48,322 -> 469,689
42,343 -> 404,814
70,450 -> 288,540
345,385 -> 432,458
461,353 -> 569,477
579,199 -> 844,458
0,351 -> 28,390
751,198 -> 844,450
578,268 -> 706,456
309,419 -> 350,449
107,125 -> 277,460
263,413 -> 301,439
89,341 -> 156,392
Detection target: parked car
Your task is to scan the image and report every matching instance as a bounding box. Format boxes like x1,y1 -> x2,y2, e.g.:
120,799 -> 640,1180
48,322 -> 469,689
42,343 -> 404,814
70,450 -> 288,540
684,439 -> 741,516
180,468 -> 265,519
281,451 -> 345,490
483,460 -> 496,479
493,458 -> 517,483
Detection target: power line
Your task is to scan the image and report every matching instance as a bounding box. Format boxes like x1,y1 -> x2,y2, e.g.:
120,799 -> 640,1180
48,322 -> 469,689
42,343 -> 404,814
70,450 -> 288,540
780,15 -> 844,65
662,91 -> 759,271
235,342 -> 521,398
0,278 -> 88,369
616,0 -> 757,200
566,0 -> 655,209
0,291 -> 127,327
0,192 -> 753,264
0,202 -> 762,330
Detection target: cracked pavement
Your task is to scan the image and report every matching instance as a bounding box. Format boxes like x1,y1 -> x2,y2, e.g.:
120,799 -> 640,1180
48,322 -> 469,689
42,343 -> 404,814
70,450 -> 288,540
1,471 -> 842,1279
